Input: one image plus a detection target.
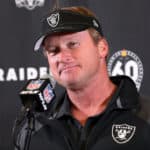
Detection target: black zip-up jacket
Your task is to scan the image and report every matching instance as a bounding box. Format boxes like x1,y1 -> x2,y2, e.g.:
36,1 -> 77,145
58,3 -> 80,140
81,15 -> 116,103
14,76 -> 150,150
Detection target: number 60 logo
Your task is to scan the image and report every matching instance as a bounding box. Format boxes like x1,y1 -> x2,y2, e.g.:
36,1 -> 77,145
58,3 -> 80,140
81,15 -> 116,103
107,49 -> 144,91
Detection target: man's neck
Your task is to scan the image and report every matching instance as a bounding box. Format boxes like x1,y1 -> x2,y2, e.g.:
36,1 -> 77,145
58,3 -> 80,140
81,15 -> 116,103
67,77 -> 117,126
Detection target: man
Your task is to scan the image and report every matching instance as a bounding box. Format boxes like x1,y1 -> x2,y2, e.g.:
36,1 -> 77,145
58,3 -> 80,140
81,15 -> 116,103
15,6 -> 150,150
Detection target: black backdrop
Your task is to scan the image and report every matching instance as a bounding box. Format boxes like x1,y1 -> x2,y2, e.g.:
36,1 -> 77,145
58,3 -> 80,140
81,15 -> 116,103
0,0 -> 150,149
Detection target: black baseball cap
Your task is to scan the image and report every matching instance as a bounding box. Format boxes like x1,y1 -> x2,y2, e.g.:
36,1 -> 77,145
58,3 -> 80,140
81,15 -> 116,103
34,9 -> 103,51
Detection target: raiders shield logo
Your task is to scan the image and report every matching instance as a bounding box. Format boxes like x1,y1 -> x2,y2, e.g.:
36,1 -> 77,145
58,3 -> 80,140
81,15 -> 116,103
112,124 -> 136,144
15,0 -> 45,10
47,13 -> 60,28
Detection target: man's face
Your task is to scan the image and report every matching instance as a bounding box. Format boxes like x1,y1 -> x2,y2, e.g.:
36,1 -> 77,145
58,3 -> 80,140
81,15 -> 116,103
43,30 -> 108,89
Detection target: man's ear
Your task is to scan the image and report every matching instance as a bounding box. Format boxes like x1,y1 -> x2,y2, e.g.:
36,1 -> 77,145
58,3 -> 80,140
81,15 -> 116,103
97,38 -> 109,58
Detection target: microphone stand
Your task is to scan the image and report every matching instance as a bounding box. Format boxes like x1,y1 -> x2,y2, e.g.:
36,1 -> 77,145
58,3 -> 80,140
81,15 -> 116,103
23,108 -> 35,150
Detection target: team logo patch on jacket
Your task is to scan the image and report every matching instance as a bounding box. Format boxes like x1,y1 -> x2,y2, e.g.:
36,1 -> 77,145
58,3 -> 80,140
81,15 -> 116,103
47,13 -> 60,28
112,124 -> 136,144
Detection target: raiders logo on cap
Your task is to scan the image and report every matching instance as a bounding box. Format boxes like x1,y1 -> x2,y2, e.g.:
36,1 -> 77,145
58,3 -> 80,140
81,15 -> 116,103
47,12 -> 60,28
112,124 -> 136,144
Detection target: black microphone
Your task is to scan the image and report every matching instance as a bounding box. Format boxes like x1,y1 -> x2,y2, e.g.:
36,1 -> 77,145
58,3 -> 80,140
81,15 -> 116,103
19,76 -> 55,112
13,76 -> 57,150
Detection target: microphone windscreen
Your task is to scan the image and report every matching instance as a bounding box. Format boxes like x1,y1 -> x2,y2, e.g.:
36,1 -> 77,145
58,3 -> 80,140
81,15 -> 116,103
19,78 -> 55,112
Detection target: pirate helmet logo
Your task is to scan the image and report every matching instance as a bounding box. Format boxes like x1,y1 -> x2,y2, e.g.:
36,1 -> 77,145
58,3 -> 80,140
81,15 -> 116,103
15,0 -> 45,10
47,13 -> 60,28
112,124 -> 136,144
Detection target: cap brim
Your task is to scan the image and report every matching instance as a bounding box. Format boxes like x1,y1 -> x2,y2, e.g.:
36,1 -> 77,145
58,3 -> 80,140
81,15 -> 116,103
34,26 -> 88,51
34,35 -> 46,51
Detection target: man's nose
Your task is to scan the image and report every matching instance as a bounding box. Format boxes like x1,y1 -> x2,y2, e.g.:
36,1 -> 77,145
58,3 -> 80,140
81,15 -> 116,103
57,48 -> 73,62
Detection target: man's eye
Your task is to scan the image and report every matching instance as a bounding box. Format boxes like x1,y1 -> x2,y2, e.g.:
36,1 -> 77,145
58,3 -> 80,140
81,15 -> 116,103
68,41 -> 80,48
47,47 -> 59,55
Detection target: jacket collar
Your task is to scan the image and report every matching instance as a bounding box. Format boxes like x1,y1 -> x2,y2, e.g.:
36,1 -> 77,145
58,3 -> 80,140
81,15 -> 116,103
55,76 -> 140,119
110,76 -> 139,110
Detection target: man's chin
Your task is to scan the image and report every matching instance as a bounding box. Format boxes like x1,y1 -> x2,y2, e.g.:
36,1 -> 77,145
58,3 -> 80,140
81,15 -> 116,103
59,80 -> 79,88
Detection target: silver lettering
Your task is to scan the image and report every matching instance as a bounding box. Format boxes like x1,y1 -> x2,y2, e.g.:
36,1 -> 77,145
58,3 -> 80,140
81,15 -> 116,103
0,67 -> 49,82
0,68 -> 4,81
